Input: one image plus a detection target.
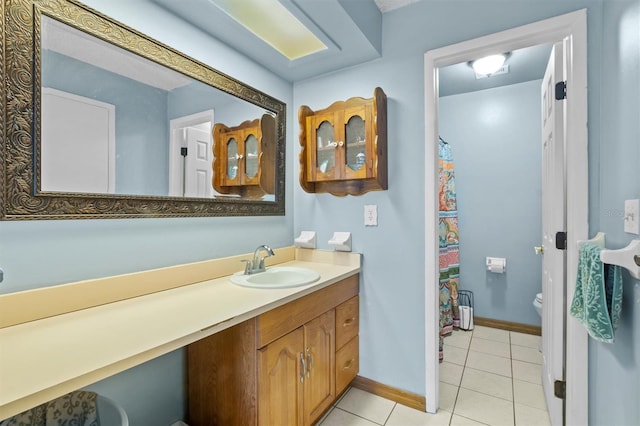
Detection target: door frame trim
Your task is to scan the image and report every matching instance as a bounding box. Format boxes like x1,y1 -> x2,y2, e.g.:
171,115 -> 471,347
423,10 -> 588,424
168,109 -> 214,196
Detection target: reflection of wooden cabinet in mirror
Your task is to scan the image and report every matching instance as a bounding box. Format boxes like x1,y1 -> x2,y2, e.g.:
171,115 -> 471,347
212,114 -> 276,198
299,87 -> 387,196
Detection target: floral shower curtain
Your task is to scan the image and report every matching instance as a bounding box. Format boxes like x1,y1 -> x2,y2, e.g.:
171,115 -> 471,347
438,138 -> 460,361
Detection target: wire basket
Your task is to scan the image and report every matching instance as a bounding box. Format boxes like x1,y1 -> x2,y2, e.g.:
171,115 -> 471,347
458,290 -> 474,331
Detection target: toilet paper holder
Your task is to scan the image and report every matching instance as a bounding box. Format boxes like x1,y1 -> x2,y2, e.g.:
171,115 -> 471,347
486,257 -> 506,273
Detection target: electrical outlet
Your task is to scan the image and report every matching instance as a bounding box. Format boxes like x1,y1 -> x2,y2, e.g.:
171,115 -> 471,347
624,199 -> 639,234
364,204 -> 377,226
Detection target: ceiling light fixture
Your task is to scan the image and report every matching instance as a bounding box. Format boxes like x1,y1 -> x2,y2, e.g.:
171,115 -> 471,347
471,54 -> 507,76
209,0 -> 327,60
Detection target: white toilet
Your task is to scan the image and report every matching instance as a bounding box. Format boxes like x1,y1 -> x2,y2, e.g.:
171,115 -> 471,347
533,292 -> 543,317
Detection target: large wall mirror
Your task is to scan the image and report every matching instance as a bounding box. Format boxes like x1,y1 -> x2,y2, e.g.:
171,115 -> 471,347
1,0 -> 286,219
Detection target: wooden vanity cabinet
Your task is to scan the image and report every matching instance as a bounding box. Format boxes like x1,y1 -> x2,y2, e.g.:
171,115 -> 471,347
299,87 -> 387,196
187,274 -> 359,426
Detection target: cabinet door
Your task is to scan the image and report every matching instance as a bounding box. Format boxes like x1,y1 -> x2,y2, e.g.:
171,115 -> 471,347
307,112 -> 339,182
243,130 -> 260,185
336,336 -> 359,396
303,310 -> 336,425
342,104 -> 372,181
222,130 -> 242,186
258,327 -> 304,426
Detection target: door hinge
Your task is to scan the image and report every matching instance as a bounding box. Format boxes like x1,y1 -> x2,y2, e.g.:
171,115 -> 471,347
180,147 -> 188,157
555,81 -> 567,100
555,231 -> 567,250
554,380 -> 566,399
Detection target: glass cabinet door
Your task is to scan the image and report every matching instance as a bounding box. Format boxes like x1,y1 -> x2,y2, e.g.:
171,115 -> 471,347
314,119 -> 337,180
244,133 -> 259,182
344,113 -> 367,178
226,137 -> 239,183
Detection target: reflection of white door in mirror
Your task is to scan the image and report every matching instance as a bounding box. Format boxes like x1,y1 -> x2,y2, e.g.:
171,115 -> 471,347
41,88 -> 115,193
185,127 -> 213,198
169,110 -> 215,198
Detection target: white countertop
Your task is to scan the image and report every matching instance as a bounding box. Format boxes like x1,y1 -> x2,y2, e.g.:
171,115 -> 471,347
0,248 -> 360,419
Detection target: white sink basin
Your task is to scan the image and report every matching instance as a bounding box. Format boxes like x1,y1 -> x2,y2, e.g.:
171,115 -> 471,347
230,266 -> 320,289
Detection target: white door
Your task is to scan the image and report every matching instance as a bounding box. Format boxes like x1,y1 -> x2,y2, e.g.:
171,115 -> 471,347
540,41 -> 566,426
184,127 -> 213,198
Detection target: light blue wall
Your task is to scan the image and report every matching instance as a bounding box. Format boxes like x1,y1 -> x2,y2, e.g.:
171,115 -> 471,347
439,80 -> 543,327
43,50 -> 169,195
294,0 -> 607,399
0,1 -> 293,424
294,0 -> 640,423
589,1 -> 640,425
5,0 -> 639,424
43,52 -> 271,198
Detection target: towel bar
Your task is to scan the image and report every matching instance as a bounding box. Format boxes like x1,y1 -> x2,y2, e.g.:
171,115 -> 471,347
576,232 -> 605,249
600,239 -> 640,280
577,233 -> 640,280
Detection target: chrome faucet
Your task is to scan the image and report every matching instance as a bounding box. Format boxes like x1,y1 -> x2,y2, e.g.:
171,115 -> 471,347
243,244 -> 275,274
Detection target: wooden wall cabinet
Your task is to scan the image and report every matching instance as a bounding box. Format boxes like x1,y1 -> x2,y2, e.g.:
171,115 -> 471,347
188,275 -> 359,426
299,87 -> 387,196
212,114 -> 276,198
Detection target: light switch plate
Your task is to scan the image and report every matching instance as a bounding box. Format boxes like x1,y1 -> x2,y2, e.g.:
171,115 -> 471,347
364,204 -> 377,226
624,199 -> 639,234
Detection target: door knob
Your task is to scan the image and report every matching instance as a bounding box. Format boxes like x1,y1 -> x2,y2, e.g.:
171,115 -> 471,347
534,246 -> 544,255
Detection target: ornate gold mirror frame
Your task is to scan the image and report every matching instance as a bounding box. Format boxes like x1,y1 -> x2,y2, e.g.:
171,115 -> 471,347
0,0 -> 286,219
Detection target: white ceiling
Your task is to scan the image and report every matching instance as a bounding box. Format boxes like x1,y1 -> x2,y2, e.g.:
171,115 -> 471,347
148,0 -> 550,93
439,43 -> 552,97
47,0 -> 548,96
150,0 -> 384,82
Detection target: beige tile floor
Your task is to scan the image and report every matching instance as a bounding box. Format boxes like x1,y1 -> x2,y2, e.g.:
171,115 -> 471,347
317,325 -> 550,426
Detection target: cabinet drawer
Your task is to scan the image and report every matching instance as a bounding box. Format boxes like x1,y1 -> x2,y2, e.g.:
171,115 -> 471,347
335,296 -> 359,349
256,275 -> 358,348
335,337 -> 359,395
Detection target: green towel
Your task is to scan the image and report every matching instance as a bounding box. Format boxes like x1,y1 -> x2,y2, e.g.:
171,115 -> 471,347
570,242 -> 623,343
